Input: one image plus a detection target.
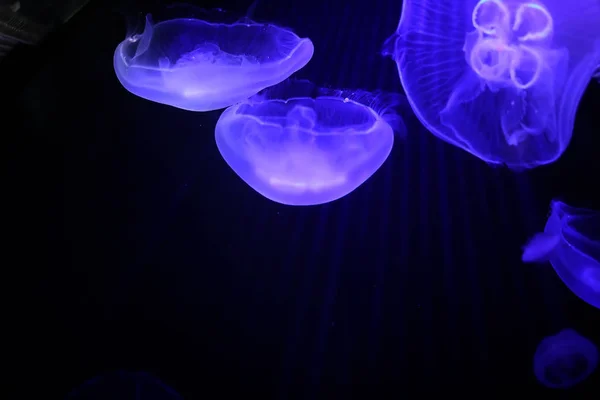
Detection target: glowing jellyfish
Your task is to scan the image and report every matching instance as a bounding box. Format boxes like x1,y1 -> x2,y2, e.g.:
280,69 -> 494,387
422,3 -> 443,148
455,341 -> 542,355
522,200 -> 600,309
65,370 -> 182,399
214,81 -> 406,206
114,14 -> 314,111
533,328 -> 598,389
383,0 -> 600,169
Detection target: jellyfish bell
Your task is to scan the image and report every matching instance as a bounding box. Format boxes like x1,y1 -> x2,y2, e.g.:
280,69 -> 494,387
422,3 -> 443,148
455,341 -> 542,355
522,200 -> 600,309
383,0 -> 600,169
533,328 -> 598,389
113,13 -> 314,111
215,80 -> 408,206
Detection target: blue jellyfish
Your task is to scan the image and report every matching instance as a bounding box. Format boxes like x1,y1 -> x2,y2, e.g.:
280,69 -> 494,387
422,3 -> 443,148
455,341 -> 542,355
214,81 -> 406,206
65,370 -> 182,399
522,200 -> 600,309
533,328 -> 598,389
114,14 -> 314,111
383,0 -> 600,169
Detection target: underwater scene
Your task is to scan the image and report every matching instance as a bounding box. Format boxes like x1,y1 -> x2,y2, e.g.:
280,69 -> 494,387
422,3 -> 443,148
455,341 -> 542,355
3,0 -> 600,397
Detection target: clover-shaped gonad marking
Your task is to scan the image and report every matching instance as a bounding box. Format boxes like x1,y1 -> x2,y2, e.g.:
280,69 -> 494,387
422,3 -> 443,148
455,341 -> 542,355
472,0 -> 511,37
471,0 -> 553,43
469,0 -> 552,90
509,44 -> 544,89
512,2 -> 553,42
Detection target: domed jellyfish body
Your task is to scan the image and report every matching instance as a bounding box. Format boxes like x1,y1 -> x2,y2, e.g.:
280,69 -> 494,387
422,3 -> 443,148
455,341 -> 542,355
522,200 -> 600,309
533,328 -> 598,389
114,15 -> 314,111
383,0 -> 600,169
215,85 -> 405,206
65,370 -> 182,399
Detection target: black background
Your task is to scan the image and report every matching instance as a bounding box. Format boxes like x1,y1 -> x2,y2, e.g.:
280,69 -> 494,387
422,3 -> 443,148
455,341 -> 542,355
4,0 -> 600,398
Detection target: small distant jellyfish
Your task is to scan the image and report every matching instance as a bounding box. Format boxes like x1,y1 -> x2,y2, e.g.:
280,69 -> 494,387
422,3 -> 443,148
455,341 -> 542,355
65,370 -> 182,399
522,200 -> 600,309
383,0 -> 600,169
533,328 -> 598,389
114,14 -> 314,111
214,80 -> 407,206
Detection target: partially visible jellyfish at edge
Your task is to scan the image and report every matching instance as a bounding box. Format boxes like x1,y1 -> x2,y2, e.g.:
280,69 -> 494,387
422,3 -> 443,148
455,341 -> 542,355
65,370 -> 182,399
533,328 -> 598,389
383,0 -> 600,169
522,200 -> 600,309
215,80 -> 408,206
114,14 -> 314,111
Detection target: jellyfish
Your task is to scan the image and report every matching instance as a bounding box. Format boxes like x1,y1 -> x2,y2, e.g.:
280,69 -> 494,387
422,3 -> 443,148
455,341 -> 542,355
214,80 -> 407,206
383,0 -> 600,169
114,14 -> 314,111
533,328 -> 598,389
65,370 -> 182,399
522,200 -> 600,309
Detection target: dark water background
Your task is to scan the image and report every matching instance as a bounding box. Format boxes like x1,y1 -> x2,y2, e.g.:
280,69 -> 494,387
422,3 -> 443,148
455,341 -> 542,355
3,0 -> 600,397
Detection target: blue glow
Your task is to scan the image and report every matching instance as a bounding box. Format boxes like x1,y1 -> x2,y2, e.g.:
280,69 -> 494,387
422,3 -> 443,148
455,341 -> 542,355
533,328 -> 598,389
65,370 -> 182,399
214,81 -> 406,206
383,0 -> 600,169
114,14 -> 314,111
522,200 -> 600,309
